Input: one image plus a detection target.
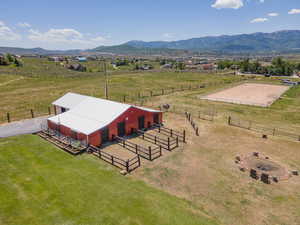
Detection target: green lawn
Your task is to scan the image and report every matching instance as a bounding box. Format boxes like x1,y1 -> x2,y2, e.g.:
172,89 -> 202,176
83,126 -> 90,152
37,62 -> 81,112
0,135 -> 219,225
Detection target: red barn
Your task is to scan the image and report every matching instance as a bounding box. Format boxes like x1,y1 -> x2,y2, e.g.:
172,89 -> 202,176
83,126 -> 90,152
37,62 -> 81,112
47,93 -> 162,147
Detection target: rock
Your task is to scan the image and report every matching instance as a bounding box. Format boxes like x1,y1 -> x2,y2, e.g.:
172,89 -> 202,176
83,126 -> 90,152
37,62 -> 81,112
262,134 -> 268,139
273,177 -> 279,183
253,152 -> 259,157
250,169 -> 259,180
261,173 -> 271,184
236,156 -> 241,161
239,167 -> 246,172
120,170 -> 127,175
292,171 -> 299,176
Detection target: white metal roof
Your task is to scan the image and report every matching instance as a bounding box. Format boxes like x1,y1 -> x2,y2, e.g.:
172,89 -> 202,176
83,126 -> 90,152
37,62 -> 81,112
49,93 -> 160,135
52,92 -> 89,109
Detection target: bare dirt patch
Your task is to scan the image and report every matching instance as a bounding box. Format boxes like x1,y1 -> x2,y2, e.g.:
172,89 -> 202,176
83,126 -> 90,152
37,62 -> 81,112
200,83 -> 290,107
132,112 -> 300,225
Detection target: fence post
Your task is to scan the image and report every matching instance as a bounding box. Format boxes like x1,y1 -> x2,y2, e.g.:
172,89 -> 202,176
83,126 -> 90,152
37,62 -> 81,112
135,144 -> 138,154
150,91 -> 153,97
168,137 -> 170,150
273,128 -> 276,136
162,89 -> 164,95
54,106 -> 57,115
183,130 -> 186,143
154,136 -> 157,144
149,146 -> 152,161
170,129 -> 173,137
196,127 -> 199,136
123,140 -> 125,148
138,155 -> 141,167
228,116 -> 232,125
159,146 -> 162,156
176,137 -> 179,147
158,126 -> 161,133
7,112 -> 10,123
31,109 -> 34,118
123,95 -> 126,102
48,107 -> 51,115
126,160 -> 129,173
111,156 -> 114,165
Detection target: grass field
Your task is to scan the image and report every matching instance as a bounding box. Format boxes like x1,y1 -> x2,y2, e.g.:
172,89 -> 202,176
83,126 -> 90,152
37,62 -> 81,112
1,59 -> 300,225
0,135 -> 219,225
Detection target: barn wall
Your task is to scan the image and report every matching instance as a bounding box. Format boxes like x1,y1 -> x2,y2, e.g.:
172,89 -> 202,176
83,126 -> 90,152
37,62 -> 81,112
107,107 -> 162,140
88,131 -> 101,147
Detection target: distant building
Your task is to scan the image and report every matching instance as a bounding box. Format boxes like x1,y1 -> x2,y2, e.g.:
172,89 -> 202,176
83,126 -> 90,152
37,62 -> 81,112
201,64 -> 214,70
76,57 -> 87,62
160,64 -> 173,69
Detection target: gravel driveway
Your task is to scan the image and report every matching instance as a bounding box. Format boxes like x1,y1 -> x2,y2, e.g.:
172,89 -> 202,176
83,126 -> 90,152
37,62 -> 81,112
0,116 -> 49,138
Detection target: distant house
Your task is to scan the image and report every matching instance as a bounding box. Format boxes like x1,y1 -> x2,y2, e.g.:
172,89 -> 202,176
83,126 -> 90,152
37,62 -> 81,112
76,57 -> 87,62
160,64 -> 173,69
48,93 -> 162,146
201,64 -> 214,70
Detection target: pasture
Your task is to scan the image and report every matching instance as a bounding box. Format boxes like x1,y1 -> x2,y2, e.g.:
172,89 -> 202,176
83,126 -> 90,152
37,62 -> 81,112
0,58 -> 300,225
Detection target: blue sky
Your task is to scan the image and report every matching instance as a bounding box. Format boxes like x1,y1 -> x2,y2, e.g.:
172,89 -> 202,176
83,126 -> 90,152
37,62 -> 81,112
0,0 -> 299,49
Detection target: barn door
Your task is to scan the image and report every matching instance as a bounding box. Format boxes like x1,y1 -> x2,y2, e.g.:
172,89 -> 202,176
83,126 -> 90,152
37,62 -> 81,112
153,113 -> 159,124
117,121 -> 126,137
101,127 -> 109,143
138,116 -> 145,130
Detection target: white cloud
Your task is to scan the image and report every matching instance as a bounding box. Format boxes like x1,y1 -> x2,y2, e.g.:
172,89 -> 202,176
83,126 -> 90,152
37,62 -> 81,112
212,0 -> 243,9
288,9 -> 300,15
268,12 -> 279,17
250,18 -> 268,23
28,28 -> 106,48
0,21 -> 21,41
17,22 -> 31,28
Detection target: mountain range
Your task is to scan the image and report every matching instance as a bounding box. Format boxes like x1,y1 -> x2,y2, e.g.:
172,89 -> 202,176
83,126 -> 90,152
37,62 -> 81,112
1,30 -> 300,56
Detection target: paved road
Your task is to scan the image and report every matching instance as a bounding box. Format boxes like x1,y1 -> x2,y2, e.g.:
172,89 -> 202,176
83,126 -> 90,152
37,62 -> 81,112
0,116 -> 49,138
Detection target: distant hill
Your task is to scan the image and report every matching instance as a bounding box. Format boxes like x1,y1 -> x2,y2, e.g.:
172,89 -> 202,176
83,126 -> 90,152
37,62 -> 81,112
0,47 -> 81,55
125,30 -> 300,53
1,30 -> 300,55
91,44 -> 190,56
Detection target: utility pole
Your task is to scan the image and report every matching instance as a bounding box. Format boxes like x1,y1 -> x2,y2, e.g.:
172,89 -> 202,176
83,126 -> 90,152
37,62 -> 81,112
102,59 -> 108,99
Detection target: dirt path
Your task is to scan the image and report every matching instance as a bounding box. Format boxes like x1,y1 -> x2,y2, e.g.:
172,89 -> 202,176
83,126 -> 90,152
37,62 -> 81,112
0,76 -> 24,87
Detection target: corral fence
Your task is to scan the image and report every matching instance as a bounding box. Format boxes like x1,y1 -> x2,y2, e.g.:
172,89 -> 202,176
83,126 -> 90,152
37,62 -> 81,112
115,136 -> 162,161
88,145 -> 141,173
0,106 -> 52,124
185,112 -> 199,136
136,129 -> 179,151
152,124 -> 186,143
166,106 -> 216,122
228,116 -> 300,142
120,77 -> 248,105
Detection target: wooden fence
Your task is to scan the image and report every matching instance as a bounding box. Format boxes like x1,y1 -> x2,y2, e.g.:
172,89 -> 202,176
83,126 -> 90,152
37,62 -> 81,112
88,145 -> 141,173
228,116 -> 300,142
0,106 -> 52,124
136,129 -> 179,151
115,136 -> 162,161
185,112 -> 199,136
152,124 -> 186,143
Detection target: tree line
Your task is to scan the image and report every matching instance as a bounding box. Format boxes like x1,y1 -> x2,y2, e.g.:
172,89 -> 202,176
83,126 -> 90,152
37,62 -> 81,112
218,57 -> 300,76
0,54 -> 23,67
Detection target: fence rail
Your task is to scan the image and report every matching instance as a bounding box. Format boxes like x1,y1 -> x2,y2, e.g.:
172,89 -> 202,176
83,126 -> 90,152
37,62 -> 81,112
152,124 -> 186,143
115,136 -> 162,161
228,116 -> 300,141
88,145 -> 141,173
136,129 -> 179,151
